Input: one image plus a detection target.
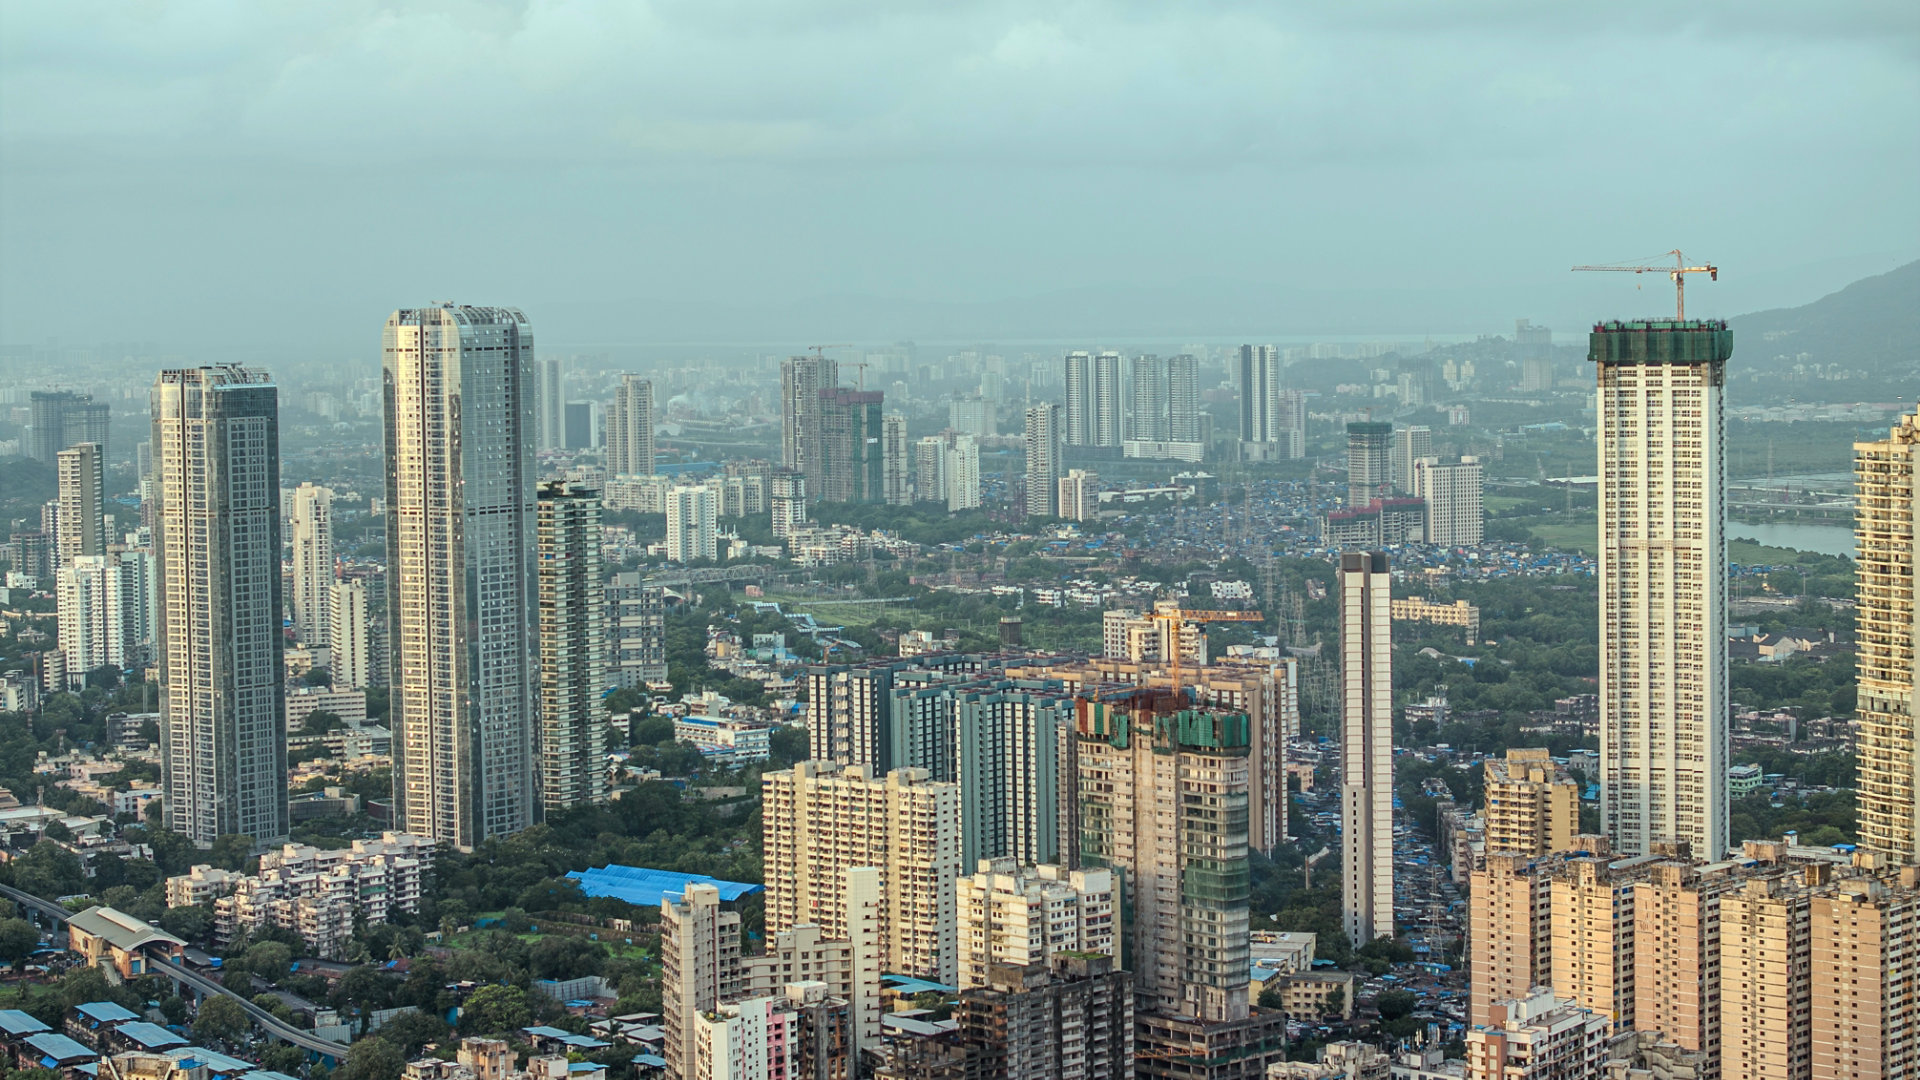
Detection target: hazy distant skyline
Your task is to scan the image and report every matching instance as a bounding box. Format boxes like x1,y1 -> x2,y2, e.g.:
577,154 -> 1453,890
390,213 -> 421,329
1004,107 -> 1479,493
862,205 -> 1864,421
4,1 -> 1915,359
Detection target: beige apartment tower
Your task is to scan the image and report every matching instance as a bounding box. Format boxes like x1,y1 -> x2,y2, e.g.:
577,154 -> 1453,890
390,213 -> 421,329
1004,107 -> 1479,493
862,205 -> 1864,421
1593,319 -> 1731,859
1484,749 -> 1579,857
661,883 -> 742,1079
1810,874 -> 1920,1080
383,305 -> 538,850
956,859 -> 1115,990
1469,852 -> 1556,1029
1721,872 -> 1815,1080
604,375 -> 655,477
536,481 -> 608,813
762,761 -> 962,986
1341,551 -> 1394,944
1857,405 -> 1920,862
55,441 -> 107,572
287,482 -> 334,647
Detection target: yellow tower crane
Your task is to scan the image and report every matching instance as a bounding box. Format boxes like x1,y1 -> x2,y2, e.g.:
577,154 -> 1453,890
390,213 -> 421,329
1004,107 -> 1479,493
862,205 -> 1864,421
1571,249 -> 1718,319
1146,607 -> 1264,694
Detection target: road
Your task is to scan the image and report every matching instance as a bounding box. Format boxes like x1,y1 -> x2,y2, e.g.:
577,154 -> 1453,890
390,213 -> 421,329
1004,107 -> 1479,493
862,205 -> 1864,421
0,883 -> 349,1060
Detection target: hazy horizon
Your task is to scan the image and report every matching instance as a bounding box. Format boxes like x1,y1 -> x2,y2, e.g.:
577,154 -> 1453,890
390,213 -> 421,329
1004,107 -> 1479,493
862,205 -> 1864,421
4,2 -> 1916,361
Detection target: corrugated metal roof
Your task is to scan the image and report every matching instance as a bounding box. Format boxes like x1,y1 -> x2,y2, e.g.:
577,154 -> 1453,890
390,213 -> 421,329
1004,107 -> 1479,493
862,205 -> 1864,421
564,865 -> 764,906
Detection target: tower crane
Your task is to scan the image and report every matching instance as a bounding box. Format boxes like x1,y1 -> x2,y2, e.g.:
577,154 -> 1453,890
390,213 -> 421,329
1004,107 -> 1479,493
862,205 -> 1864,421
1571,249 -> 1718,320
808,344 -> 870,389
1146,606 -> 1264,694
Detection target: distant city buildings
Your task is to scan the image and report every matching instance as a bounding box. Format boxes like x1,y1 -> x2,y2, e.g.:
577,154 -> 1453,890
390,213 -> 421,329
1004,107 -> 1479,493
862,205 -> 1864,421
1594,318 -> 1731,858
54,442 -> 106,573
1062,350 -> 1121,449
1391,425 -> 1432,493
1857,404 -> 1919,862
1341,551 -> 1393,945
816,388 -> 885,504
665,483 -> 719,563
29,390 -> 110,463
607,571 -> 668,688
152,365 -> 288,848
1057,469 -> 1098,522
781,354 -> 838,489
881,414 -> 910,506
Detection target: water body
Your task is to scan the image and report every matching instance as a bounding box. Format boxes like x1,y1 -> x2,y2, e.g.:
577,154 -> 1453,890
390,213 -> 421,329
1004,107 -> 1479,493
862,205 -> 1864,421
1729,522 -> 1854,559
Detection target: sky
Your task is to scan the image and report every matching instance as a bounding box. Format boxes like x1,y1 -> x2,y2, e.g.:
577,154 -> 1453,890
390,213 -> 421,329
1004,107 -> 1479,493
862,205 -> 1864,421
3,0 -> 1916,359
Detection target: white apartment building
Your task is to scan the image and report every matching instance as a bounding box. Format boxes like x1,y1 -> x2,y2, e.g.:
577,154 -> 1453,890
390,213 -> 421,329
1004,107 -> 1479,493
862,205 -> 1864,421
605,375 -> 655,477
956,860 -> 1115,990
287,482 -> 334,647
946,435 -> 980,512
882,415 -> 910,506
1057,470 -> 1098,523
1412,456 -> 1484,547
172,832 -> 433,958
1341,551 -> 1394,944
1593,319 -> 1731,858
327,580 -> 373,690
1465,989 -> 1610,1080
666,484 -> 719,563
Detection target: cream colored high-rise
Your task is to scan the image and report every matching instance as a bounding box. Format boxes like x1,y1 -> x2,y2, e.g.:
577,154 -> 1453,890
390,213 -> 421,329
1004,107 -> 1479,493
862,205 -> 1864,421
1857,405 -> 1920,862
1470,852 -> 1556,1029
1484,749 -> 1579,857
1593,319 -> 1731,858
1721,872 -> 1815,1080
1810,873 -> 1920,1080
1631,860 -> 1725,1062
327,581 -> 372,690
287,482 -> 334,648
1550,856 -> 1635,1031
1341,551 -> 1394,945
55,442 -> 106,572
383,305 -> 537,850
661,883 -> 742,1079
956,859 -> 1115,990
605,375 -> 655,477
762,761 -> 961,986
1412,455 -> 1484,547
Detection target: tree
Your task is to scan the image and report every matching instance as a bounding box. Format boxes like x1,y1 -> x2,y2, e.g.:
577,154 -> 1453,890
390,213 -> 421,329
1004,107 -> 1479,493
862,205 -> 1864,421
208,833 -> 256,872
300,709 -> 346,735
303,667 -> 333,687
240,941 -> 294,983
339,1037 -> 405,1080
1256,984 -> 1285,1011
193,995 -> 250,1043
0,917 -> 40,968
458,984 -> 533,1035
1325,986 -> 1346,1018
371,1009 -> 449,1056
1375,989 -> 1417,1021
159,904 -> 214,944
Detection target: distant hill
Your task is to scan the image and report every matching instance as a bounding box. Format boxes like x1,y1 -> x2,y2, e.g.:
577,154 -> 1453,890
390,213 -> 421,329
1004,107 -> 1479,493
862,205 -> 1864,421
1729,260 -> 1919,376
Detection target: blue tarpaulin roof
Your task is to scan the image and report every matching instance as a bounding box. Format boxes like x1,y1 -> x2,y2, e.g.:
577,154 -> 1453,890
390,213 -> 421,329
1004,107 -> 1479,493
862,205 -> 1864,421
24,1033 -> 97,1064
0,1009 -> 49,1036
116,1022 -> 187,1050
75,1002 -> 139,1025
565,865 -> 763,906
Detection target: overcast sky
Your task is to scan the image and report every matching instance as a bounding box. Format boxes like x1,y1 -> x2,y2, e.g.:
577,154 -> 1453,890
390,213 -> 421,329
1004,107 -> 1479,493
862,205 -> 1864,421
3,1 -> 1916,359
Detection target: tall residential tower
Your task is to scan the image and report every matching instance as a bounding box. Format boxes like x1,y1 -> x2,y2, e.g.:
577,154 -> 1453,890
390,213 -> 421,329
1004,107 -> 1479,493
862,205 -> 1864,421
287,482 -> 334,647
1341,551 -> 1394,943
1858,405 -> 1920,861
1593,319 -> 1731,858
152,366 -> 288,846
384,305 -> 538,850
605,375 -> 655,477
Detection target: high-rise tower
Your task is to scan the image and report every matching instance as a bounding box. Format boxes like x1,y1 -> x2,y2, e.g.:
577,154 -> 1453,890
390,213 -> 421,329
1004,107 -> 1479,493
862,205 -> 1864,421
1063,351 -> 1092,446
30,390 -> 110,463
384,305 -> 538,850
1346,422 -> 1393,508
882,414 -> 910,506
1341,551 -> 1394,944
1024,405 -> 1062,518
152,366 -> 287,846
1857,405 -> 1920,861
536,481 -> 608,814
781,354 -> 839,483
536,356 -> 566,452
54,442 -> 106,572
1594,318 -> 1731,859
815,387 -> 884,504
1167,353 -> 1202,444
605,375 -> 655,477
287,482 -> 334,647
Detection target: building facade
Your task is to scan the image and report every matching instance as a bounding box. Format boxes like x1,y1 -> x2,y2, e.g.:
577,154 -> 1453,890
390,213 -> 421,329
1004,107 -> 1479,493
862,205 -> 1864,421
152,365 -> 288,847
1391,426 -> 1433,493
1346,422 -> 1393,509
1340,551 -> 1394,944
55,442 -> 107,573
882,414 -> 910,506
383,305 -> 538,850
666,483 -> 719,563
1483,749 -> 1579,857
608,572 -> 668,687
30,390 -> 109,463
327,580 -> 374,690
956,861 -> 1115,991
763,762 -> 962,986
782,354 -> 838,478
1594,319 -> 1732,858
604,375 -> 655,477
816,388 -> 886,504
536,481 -> 608,814
1024,405 -> 1062,518
1857,405 -> 1920,862
287,482 -> 334,648
1411,456 -> 1484,547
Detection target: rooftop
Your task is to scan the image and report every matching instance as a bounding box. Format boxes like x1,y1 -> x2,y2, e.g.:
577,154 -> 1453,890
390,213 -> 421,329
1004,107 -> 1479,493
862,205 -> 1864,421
565,865 -> 764,906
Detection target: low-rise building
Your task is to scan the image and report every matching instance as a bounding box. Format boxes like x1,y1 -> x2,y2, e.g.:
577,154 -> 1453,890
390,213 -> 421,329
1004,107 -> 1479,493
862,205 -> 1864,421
1465,989 -> 1609,1080
170,833 -> 433,959
956,860 -> 1114,990
1390,596 -> 1481,642
1273,971 -> 1354,1021
66,910 -> 183,980
1267,1042 -> 1390,1080
672,716 -> 771,764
